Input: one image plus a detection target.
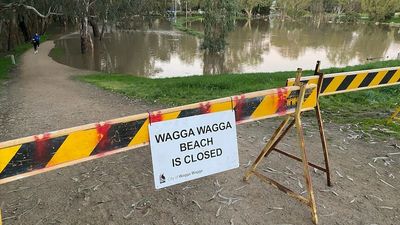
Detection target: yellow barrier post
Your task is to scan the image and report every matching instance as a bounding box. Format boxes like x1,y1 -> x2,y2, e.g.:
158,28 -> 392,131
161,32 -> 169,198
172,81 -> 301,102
243,69 -> 325,224
313,61 -> 332,186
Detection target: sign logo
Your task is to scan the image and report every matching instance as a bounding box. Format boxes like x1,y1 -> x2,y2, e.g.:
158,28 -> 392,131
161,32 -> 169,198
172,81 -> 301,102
159,174 -> 166,184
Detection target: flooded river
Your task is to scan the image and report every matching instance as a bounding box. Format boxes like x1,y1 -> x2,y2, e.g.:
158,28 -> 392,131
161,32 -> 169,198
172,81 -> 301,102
50,19 -> 400,78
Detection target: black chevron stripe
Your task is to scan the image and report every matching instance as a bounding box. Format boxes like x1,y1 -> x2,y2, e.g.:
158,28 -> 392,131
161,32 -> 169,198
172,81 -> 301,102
91,119 -> 146,155
320,77 -> 334,93
379,70 -> 396,85
359,72 -> 377,88
236,96 -> 263,121
336,74 -> 356,91
0,136 -> 67,179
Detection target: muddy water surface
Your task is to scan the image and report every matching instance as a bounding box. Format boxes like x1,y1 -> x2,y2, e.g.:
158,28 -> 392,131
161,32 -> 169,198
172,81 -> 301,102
50,19 -> 400,78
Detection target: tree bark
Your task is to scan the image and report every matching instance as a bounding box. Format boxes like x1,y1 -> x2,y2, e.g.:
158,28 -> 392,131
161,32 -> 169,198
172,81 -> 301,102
40,17 -> 49,34
81,17 -> 93,53
245,8 -> 252,19
8,10 -> 18,51
100,19 -> 107,41
89,17 -> 100,38
80,1 -> 93,54
18,15 -> 30,42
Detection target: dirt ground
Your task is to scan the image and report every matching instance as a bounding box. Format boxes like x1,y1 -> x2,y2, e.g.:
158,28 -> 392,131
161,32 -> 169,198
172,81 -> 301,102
0,42 -> 399,225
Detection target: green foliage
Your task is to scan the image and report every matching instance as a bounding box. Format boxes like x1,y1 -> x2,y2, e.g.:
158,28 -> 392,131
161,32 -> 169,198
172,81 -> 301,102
361,0 -> 400,21
276,0 -> 312,18
386,16 -> 400,23
340,11 -> 361,22
0,57 -> 13,82
202,0 -> 238,53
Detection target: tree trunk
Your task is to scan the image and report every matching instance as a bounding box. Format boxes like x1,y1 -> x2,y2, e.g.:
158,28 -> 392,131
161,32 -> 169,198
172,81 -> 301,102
8,11 -> 18,51
100,19 -> 107,41
81,17 -> 93,53
18,15 -> 30,42
40,17 -> 48,34
7,20 -> 12,51
245,8 -> 252,19
80,1 -> 93,54
89,17 -> 100,38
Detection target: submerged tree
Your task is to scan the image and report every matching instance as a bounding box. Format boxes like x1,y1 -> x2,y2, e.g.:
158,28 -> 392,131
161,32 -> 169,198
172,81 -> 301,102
239,0 -> 272,18
202,0 -> 237,53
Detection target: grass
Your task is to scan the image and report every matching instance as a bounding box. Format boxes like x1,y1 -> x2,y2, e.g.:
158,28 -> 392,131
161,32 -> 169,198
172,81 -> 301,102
385,17 -> 400,24
173,16 -> 204,37
0,35 -> 48,88
79,60 -> 400,138
0,56 -> 13,82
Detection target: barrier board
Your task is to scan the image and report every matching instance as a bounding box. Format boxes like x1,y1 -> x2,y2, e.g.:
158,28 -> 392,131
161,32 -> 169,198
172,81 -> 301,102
287,67 -> 400,96
0,84 -> 317,184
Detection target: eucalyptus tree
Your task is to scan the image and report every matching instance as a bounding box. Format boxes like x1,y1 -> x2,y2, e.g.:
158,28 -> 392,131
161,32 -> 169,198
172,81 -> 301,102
202,0 -> 238,53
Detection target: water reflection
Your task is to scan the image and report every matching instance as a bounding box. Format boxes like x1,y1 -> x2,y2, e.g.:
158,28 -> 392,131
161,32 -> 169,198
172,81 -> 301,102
50,18 -> 400,78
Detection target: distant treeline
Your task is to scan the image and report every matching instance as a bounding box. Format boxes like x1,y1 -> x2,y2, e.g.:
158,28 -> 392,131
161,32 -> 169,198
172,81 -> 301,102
1,0 -> 399,54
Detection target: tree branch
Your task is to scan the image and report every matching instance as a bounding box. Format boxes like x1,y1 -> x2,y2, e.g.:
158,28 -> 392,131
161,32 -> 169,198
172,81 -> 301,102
0,3 -> 63,18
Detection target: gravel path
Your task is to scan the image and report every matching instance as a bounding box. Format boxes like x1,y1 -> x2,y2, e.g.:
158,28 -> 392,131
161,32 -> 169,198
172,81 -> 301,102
0,41 -> 152,142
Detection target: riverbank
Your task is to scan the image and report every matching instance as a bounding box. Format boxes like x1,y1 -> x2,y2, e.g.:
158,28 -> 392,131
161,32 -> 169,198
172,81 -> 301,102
79,60 -> 400,138
173,16 -> 204,37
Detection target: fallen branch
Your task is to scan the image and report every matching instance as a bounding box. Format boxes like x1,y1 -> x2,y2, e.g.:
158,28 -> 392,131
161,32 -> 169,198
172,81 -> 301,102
235,185 -> 247,191
335,171 -> 344,178
377,206 -> 394,210
216,206 -> 222,217
379,179 -> 396,189
207,188 -> 223,201
192,200 -> 202,210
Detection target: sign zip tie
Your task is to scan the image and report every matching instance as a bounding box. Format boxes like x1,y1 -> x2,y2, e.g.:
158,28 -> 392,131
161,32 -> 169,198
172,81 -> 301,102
147,110 -> 152,126
230,96 -> 234,112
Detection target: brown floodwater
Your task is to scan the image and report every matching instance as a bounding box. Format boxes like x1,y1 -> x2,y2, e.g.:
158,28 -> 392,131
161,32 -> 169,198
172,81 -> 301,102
50,19 -> 400,78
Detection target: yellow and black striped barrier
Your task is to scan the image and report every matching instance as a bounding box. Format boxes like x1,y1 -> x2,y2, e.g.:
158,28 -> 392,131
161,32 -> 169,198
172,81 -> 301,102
0,84 -> 317,184
287,67 -> 400,96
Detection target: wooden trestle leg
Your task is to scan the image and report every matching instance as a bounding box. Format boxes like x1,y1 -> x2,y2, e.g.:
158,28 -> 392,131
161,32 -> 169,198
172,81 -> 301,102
243,84 -> 319,224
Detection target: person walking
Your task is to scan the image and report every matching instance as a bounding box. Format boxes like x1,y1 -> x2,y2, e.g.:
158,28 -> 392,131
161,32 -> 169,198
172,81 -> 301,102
34,33 -> 40,48
32,37 -> 38,54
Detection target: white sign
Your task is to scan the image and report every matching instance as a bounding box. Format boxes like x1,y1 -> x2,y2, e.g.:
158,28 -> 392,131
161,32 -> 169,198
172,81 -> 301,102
149,110 -> 239,189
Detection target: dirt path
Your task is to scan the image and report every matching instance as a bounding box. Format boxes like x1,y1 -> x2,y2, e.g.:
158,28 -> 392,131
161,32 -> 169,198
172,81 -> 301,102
0,41 -> 151,141
0,41 -> 399,225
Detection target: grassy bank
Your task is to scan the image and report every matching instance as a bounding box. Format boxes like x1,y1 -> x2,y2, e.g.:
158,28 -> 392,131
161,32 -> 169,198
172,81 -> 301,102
0,35 -> 47,87
385,17 -> 400,24
173,16 -> 204,37
79,60 -> 400,138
